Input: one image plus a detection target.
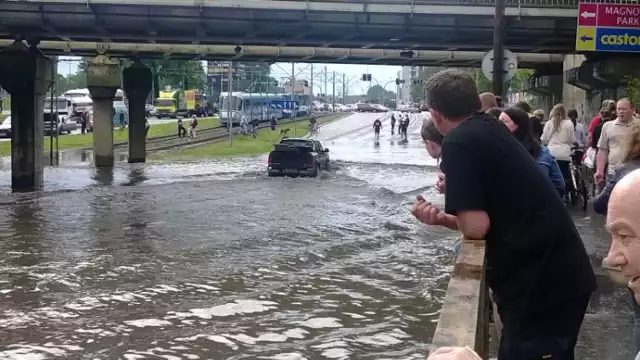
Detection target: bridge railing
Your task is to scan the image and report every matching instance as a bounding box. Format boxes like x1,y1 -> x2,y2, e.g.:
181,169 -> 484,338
429,239 -> 491,358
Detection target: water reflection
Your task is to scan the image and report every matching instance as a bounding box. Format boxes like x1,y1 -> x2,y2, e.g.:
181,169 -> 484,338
92,167 -> 114,187
123,168 -> 147,187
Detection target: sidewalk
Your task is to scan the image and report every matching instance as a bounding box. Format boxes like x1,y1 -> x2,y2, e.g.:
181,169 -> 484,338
573,207 -> 635,360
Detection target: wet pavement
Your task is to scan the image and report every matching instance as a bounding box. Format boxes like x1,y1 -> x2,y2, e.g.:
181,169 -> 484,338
0,112 -> 634,359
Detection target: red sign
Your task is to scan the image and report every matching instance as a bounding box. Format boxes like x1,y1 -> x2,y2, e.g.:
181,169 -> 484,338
597,4 -> 640,28
578,2 -> 640,28
578,3 -> 598,27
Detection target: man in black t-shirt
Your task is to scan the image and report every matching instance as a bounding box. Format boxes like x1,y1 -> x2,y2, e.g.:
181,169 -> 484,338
373,119 -> 382,140
412,69 -> 596,360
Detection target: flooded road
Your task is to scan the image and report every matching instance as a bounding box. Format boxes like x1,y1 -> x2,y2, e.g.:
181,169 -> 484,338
0,112 -> 634,359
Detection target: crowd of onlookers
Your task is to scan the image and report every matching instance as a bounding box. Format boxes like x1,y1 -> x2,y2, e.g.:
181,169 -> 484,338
409,68 -> 640,360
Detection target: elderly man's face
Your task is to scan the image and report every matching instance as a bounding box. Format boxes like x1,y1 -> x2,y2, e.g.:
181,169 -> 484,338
605,173 -> 640,299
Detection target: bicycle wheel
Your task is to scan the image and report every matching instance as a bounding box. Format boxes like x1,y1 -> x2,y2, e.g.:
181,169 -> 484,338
572,168 -> 588,211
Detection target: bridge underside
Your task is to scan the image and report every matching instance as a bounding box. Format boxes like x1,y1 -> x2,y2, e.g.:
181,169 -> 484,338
0,40 -> 563,69
0,1 -> 577,54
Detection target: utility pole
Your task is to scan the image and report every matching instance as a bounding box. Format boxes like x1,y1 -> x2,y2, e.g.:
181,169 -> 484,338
342,73 -> 346,103
332,71 -> 336,111
227,61 -> 233,145
323,66 -> 327,100
291,62 -> 295,118
310,64 -> 314,103
492,0 -> 506,97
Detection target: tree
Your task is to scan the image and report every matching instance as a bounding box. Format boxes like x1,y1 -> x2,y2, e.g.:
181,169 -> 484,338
410,83 -> 424,102
465,68 -> 534,94
626,77 -> 640,107
367,85 -> 395,107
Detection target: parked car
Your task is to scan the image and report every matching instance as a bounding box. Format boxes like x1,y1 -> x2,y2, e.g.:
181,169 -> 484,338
44,113 -> 78,135
0,116 -> 11,137
267,138 -> 330,177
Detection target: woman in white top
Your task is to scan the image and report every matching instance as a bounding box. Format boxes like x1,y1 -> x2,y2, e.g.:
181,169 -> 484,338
541,104 -> 576,195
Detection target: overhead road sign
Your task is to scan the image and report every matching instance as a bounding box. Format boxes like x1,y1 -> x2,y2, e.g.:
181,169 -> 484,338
576,2 -> 640,53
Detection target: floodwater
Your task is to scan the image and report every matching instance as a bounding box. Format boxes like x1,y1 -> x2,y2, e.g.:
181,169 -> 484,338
0,113 -> 634,359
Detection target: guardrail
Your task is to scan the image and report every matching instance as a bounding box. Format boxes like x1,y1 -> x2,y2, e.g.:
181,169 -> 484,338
430,239 -> 491,358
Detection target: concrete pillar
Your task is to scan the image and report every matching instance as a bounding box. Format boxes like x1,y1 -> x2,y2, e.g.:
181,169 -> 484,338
0,41 -> 50,192
122,60 -> 152,163
563,54 -> 588,114
91,96 -> 115,166
86,55 -> 120,167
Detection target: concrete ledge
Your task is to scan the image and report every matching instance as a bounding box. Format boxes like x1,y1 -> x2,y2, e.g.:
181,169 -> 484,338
430,239 -> 490,358
17,0 -> 579,16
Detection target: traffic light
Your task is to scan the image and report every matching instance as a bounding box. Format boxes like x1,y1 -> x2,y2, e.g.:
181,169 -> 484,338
303,80 -> 309,87
395,78 -> 400,85
412,79 -> 424,85
361,74 -> 372,82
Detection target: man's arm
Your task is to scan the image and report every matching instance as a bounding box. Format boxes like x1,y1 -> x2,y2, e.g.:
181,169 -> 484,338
456,211 -> 490,240
441,138 -> 490,240
596,150 -> 608,174
596,123 -> 609,175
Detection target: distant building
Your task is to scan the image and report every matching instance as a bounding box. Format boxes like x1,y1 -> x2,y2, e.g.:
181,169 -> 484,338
283,79 -> 312,95
206,61 -> 271,99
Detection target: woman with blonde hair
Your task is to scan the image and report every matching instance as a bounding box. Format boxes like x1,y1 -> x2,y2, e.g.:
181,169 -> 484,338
541,104 -> 577,198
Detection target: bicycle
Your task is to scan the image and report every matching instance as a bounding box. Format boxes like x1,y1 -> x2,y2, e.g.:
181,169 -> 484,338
568,147 -> 589,210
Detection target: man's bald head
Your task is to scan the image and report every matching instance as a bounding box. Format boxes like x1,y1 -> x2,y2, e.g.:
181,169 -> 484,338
606,169 -> 640,285
479,92 -> 497,111
609,169 -> 640,216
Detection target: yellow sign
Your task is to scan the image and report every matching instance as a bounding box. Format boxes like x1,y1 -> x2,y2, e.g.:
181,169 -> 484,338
575,26 -> 596,51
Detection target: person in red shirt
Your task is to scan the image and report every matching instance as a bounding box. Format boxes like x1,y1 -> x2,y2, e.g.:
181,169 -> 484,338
587,99 -> 616,147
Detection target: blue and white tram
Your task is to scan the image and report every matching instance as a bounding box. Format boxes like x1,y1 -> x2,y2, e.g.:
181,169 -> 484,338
219,92 -> 287,126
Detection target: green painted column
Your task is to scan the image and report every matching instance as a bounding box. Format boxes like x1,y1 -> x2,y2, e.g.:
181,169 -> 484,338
0,41 -> 50,192
122,60 -> 152,163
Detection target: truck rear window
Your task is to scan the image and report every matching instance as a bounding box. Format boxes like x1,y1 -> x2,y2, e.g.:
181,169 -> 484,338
281,141 -> 313,149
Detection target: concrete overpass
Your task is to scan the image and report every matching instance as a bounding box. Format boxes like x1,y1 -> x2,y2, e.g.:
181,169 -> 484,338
0,0 -> 579,53
0,40 -> 563,68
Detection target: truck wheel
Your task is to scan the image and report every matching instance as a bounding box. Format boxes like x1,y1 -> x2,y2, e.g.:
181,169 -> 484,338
310,165 -> 319,177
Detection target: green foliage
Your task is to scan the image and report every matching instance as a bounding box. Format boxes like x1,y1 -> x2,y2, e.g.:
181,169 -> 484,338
626,77 -> 640,107
410,83 -> 424,102
53,58 -> 206,96
367,84 -> 395,106
150,59 -> 206,91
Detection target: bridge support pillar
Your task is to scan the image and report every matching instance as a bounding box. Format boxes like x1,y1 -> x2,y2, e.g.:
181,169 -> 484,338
122,60 -> 152,163
86,55 -> 120,167
0,41 -> 50,192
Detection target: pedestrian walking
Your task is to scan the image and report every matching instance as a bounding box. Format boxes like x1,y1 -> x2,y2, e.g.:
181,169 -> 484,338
177,118 -> 187,138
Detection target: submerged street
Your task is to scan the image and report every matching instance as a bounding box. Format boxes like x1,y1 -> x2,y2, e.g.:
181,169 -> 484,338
0,113 -> 634,359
